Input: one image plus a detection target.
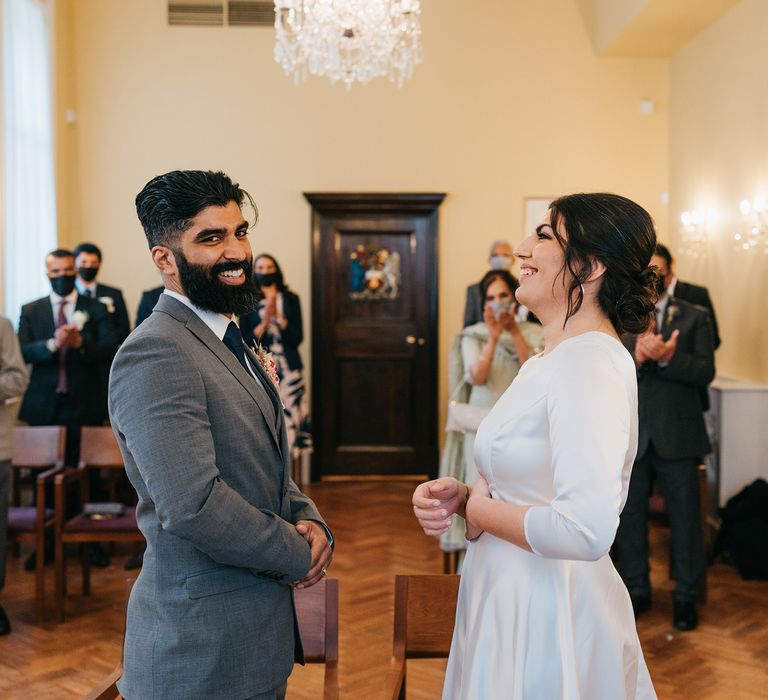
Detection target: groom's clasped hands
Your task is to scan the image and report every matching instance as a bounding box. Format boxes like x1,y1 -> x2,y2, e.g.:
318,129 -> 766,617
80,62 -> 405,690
294,520 -> 333,589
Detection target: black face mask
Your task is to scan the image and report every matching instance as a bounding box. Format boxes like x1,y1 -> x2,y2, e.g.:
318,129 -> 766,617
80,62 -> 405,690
174,250 -> 261,315
256,272 -> 278,288
78,266 -> 99,283
50,274 -> 77,297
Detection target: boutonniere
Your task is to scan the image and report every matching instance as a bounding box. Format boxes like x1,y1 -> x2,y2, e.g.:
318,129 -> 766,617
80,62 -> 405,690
72,310 -> 90,331
255,345 -> 280,387
98,296 -> 115,314
666,302 -> 680,327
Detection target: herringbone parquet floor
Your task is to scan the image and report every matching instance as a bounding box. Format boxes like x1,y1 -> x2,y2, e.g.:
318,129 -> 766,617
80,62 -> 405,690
0,480 -> 766,699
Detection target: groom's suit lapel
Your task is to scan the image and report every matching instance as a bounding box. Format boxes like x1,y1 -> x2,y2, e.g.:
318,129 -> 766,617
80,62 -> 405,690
156,295 -> 283,458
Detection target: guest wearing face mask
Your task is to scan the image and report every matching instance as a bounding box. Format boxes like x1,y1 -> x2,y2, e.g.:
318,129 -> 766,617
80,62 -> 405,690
439,270 -> 543,566
239,254 -> 312,466
463,240 -> 521,327
17,249 -> 119,568
74,243 -> 131,343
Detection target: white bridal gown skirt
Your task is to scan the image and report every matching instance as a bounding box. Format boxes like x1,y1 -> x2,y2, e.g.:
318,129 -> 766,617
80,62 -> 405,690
442,533 -> 657,700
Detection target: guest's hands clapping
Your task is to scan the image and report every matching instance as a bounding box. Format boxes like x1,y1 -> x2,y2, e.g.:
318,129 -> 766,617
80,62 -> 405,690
54,325 -> 83,350
412,477 -> 469,537
294,520 -> 332,589
635,328 -> 679,365
483,304 -> 504,340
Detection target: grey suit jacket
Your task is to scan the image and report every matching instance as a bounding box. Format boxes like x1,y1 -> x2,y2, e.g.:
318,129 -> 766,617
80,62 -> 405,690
623,298 -> 715,462
109,294 -> 327,700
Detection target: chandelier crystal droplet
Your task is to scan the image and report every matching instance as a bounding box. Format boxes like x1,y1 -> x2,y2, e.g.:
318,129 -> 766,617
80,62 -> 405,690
274,1 -> 423,88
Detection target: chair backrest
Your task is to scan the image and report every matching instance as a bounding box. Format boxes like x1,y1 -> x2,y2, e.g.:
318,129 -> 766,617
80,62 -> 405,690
79,426 -> 123,468
393,574 -> 460,659
295,577 -> 339,663
12,426 -> 65,468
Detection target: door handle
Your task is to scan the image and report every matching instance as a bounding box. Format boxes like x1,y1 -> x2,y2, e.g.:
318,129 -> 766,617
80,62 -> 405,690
417,337 -> 426,346
405,335 -> 417,345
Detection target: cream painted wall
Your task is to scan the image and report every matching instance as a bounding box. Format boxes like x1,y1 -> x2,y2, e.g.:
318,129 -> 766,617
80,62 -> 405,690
669,0 -> 767,382
56,0 -> 668,437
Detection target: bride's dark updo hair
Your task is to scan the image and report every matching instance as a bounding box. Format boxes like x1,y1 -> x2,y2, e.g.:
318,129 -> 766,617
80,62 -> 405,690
548,193 -> 658,334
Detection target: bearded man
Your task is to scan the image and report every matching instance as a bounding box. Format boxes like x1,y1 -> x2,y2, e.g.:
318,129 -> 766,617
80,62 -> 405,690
109,170 -> 332,700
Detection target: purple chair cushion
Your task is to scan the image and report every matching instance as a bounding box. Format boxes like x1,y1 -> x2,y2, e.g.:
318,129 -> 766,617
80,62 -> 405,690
63,507 -> 138,533
8,506 -> 54,532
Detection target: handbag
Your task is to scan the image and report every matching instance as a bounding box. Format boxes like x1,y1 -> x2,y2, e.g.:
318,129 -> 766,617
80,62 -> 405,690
445,401 -> 489,433
445,378 -> 489,433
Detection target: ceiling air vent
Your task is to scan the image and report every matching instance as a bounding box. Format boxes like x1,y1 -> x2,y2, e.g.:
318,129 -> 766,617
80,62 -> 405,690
168,1 -> 224,26
228,1 -> 274,26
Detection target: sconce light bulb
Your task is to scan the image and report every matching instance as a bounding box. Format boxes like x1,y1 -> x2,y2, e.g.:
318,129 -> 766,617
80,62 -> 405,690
740,199 -> 751,216
681,211 -> 691,226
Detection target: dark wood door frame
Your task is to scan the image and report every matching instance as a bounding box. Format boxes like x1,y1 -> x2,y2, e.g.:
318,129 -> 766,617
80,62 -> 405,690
306,193 -> 445,481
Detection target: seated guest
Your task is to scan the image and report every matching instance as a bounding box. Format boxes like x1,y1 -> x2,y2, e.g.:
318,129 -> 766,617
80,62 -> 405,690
0,315 -> 30,635
440,270 -> 542,564
74,243 -> 130,343
240,254 -> 312,460
135,285 -> 164,327
18,249 -> 119,568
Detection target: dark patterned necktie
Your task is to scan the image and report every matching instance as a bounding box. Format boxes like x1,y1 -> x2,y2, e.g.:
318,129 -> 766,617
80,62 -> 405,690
56,301 -> 68,393
222,322 -> 250,374
82,288 -> 92,297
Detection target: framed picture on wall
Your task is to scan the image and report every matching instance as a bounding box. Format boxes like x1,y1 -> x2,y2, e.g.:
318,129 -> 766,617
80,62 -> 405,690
523,197 -> 554,240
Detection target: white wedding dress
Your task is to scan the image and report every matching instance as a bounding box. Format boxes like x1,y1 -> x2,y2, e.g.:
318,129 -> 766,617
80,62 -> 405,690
443,332 -> 657,699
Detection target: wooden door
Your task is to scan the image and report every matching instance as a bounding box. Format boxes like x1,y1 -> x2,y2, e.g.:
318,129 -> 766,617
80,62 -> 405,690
306,193 -> 444,478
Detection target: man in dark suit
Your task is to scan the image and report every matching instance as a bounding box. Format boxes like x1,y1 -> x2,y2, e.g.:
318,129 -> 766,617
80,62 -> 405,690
110,170 -> 331,699
615,249 -> 715,632
134,284 -> 164,327
654,243 -> 720,349
19,249 -> 119,451
19,249 -> 119,568
74,242 -> 131,343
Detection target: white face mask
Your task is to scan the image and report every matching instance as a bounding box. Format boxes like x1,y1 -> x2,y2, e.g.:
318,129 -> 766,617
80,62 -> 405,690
489,255 -> 513,271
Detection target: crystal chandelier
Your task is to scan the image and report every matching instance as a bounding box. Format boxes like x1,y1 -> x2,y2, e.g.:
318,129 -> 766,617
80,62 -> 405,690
274,1 -> 423,88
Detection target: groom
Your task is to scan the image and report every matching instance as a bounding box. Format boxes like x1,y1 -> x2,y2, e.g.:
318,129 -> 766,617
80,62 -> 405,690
109,170 -> 332,699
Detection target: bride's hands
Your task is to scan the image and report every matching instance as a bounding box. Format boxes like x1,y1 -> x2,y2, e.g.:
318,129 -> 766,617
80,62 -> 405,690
465,476 -> 491,541
412,477 -> 469,537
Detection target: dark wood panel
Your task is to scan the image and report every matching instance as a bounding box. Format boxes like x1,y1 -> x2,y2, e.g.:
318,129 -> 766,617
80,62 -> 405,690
337,359 -> 412,447
308,193 -> 444,478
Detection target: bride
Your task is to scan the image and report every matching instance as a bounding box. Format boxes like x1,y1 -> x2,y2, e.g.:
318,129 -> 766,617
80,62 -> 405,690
413,193 -> 658,699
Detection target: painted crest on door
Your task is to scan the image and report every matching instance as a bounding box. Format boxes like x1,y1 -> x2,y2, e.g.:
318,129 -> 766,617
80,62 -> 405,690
348,243 -> 401,301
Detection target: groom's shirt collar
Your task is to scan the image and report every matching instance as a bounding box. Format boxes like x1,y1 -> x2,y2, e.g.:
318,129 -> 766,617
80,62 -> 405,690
163,289 -> 232,341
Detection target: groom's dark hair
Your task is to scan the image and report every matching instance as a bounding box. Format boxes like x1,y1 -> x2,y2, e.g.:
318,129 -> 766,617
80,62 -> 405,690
135,170 -> 257,249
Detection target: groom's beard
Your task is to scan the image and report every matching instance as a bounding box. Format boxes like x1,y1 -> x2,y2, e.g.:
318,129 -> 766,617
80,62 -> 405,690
174,250 -> 261,315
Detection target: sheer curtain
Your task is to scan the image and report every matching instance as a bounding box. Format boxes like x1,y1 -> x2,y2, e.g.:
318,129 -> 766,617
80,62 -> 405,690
2,0 -> 57,325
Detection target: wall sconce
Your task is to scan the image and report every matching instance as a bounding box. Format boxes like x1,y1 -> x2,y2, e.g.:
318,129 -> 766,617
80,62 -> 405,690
733,198 -> 768,254
679,209 -> 709,258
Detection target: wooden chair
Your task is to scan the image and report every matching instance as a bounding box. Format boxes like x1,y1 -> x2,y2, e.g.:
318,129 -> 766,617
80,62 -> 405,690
54,426 -> 144,622
81,578 -> 339,700
648,462 -> 709,603
7,426 -> 66,622
382,574 -> 460,700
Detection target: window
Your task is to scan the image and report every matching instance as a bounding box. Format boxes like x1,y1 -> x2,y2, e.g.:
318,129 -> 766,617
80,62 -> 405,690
2,0 -> 57,324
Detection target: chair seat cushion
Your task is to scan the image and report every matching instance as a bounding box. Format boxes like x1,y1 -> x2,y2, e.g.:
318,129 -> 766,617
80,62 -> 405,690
63,507 -> 138,533
8,506 -> 54,532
